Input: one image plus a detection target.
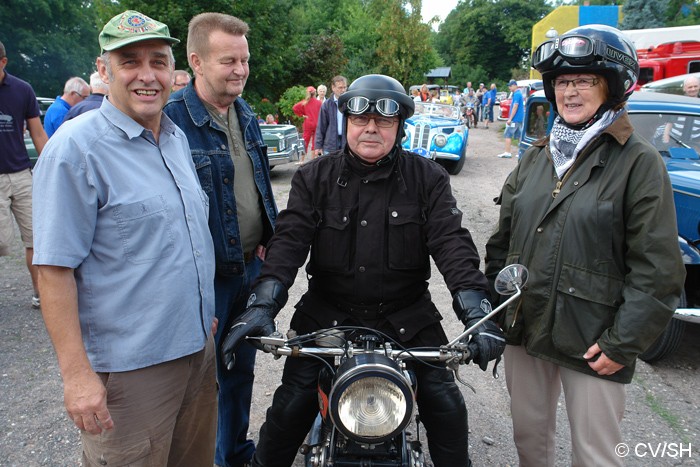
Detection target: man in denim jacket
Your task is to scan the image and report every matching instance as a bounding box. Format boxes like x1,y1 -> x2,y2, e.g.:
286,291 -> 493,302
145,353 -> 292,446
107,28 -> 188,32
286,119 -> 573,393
164,12 -> 277,467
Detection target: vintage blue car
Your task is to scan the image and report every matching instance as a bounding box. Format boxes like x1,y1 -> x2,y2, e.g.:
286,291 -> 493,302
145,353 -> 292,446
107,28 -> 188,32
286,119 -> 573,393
402,102 -> 468,175
519,90 -> 700,362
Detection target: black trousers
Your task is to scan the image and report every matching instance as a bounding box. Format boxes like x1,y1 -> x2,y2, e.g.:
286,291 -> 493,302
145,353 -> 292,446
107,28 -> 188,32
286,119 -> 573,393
252,351 -> 471,467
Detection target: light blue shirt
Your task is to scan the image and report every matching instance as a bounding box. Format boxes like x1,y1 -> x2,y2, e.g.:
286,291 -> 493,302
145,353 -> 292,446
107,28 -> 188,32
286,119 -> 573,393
33,98 -> 215,372
335,95 -> 343,137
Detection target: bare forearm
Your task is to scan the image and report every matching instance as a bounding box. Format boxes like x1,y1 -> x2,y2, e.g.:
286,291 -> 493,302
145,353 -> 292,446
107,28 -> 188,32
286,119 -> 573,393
38,266 -> 92,378
38,265 -> 112,433
26,117 -> 48,155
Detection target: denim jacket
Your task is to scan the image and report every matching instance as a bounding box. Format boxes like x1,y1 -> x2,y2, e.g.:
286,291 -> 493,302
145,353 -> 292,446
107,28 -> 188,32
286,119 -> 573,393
164,82 -> 277,276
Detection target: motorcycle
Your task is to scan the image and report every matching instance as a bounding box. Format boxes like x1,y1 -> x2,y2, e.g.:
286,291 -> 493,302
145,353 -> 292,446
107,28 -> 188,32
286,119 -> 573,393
464,102 -> 477,129
248,264 -> 528,467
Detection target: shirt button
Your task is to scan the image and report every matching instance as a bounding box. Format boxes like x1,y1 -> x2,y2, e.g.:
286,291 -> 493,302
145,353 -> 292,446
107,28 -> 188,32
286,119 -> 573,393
360,220 -> 367,227
359,266 -> 366,273
399,328 -> 406,335
227,209 -> 233,215
568,287 -> 576,293
342,216 -> 348,222
223,178 -> 230,184
195,250 -> 201,257
221,144 -> 226,150
332,320 -> 338,326
362,179 -> 369,184
229,238 -> 236,245
573,181 -> 579,186
391,211 -> 398,218
536,227 -> 543,233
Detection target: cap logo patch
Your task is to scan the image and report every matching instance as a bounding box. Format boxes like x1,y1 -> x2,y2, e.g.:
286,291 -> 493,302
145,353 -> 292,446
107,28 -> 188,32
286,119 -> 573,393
120,13 -> 157,34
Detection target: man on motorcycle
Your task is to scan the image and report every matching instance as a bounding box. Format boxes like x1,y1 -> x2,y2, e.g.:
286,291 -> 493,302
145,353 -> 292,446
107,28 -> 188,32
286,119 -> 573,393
222,74 -> 505,467
463,88 -> 479,128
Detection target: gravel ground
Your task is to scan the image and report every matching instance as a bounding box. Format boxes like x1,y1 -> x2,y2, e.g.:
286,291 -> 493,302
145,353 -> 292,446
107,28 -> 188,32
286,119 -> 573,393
1,123 -> 698,466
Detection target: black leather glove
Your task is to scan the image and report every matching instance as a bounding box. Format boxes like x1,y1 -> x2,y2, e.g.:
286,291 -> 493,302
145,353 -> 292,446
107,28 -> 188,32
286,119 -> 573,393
221,279 -> 288,370
453,289 -> 506,371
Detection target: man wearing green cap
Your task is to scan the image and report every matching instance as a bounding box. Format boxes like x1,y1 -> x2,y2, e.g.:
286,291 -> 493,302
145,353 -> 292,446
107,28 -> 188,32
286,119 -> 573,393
32,10 -> 217,466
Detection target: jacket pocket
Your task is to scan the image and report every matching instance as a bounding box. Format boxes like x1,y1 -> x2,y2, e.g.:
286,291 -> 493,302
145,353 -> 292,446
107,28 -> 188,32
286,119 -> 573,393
311,207 -> 353,272
113,196 -> 175,265
551,264 -> 623,358
191,153 -> 214,194
387,205 -> 428,270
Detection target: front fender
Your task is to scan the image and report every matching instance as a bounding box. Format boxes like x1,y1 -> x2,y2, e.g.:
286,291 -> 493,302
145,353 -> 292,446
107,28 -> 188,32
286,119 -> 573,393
679,236 -> 700,265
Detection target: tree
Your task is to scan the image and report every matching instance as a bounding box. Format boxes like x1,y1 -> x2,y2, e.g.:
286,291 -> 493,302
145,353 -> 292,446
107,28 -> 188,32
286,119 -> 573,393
1,0 -> 99,97
372,0 -> 440,85
665,0 -> 700,26
621,0 -> 669,29
435,0 -> 551,84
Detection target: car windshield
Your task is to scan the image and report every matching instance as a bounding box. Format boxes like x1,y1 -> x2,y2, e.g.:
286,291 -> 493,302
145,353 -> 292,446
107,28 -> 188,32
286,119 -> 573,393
629,112 -> 700,155
413,102 -> 461,119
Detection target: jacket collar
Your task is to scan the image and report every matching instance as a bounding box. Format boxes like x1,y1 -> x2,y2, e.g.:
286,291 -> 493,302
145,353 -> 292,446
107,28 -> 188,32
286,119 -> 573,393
181,78 -> 254,128
534,110 -> 634,149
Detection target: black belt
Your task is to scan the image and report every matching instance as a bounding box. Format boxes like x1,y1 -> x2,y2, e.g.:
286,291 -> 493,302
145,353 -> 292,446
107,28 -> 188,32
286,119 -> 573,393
244,251 -> 255,263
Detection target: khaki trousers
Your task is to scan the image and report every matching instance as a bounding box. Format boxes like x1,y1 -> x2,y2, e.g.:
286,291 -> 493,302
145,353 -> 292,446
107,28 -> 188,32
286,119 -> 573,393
81,336 -> 217,467
504,345 -> 626,467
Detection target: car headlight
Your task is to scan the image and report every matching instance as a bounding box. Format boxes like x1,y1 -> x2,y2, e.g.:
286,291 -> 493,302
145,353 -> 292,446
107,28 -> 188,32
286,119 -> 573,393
329,354 -> 414,444
278,137 -> 286,150
434,134 -> 447,147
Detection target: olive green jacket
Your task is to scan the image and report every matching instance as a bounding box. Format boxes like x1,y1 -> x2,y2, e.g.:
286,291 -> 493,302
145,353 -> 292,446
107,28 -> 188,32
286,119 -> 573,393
485,113 -> 685,383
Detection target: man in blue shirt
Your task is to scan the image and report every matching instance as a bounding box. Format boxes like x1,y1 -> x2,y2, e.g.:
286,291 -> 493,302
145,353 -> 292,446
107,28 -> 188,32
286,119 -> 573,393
43,76 -> 89,136
32,10 -> 217,465
163,12 -> 277,467
498,79 -> 524,158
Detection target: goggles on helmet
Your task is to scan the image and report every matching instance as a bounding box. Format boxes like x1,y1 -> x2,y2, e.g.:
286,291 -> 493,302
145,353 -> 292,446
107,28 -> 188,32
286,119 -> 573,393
533,35 -> 637,73
346,96 -> 401,117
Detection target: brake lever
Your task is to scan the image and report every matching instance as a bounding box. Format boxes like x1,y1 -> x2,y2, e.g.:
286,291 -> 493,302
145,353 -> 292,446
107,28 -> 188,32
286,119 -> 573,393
448,358 -> 476,393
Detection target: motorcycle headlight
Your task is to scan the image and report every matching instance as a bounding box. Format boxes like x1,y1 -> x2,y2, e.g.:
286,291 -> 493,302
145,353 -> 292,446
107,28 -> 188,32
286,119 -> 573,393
329,354 -> 414,444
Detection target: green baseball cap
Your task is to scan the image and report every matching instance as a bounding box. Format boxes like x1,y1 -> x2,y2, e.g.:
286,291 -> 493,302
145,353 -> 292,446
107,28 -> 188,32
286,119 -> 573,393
99,10 -> 179,52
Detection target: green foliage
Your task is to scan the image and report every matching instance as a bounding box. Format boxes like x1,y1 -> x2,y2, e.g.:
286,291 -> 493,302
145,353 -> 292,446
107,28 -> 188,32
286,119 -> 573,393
277,85 -> 307,129
436,0 -> 551,85
250,97 -> 278,120
1,0 -> 99,97
621,0 -> 669,29
666,0 -> 700,26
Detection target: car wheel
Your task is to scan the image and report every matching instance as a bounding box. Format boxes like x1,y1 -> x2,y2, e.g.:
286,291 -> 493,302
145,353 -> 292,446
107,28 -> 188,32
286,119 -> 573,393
439,143 -> 467,175
639,291 -> 687,363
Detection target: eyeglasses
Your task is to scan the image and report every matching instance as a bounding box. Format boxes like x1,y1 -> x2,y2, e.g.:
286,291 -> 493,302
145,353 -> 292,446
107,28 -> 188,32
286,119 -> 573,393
73,91 -> 88,99
346,96 -> 401,117
552,77 -> 600,91
173,82 -> 187,88
533,35 -> 637,74
347,114 -> 398,128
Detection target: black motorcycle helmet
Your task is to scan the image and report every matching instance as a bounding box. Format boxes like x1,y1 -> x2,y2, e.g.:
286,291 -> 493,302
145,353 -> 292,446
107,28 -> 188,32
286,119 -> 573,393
338,74 -> 415,163
532,24 -> 639,110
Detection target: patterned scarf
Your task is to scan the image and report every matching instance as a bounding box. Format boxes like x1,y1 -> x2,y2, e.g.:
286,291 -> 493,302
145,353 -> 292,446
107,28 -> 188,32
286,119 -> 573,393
549,108 -> 624,179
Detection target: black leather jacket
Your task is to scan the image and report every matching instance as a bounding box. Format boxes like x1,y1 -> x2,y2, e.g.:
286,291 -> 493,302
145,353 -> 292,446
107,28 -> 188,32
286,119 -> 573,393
258,149 -> 488,342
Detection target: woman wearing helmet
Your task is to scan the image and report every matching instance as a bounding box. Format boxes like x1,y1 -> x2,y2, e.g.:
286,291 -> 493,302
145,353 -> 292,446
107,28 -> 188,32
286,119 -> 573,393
222,74 -> 504,466
485,25 -> 684,466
